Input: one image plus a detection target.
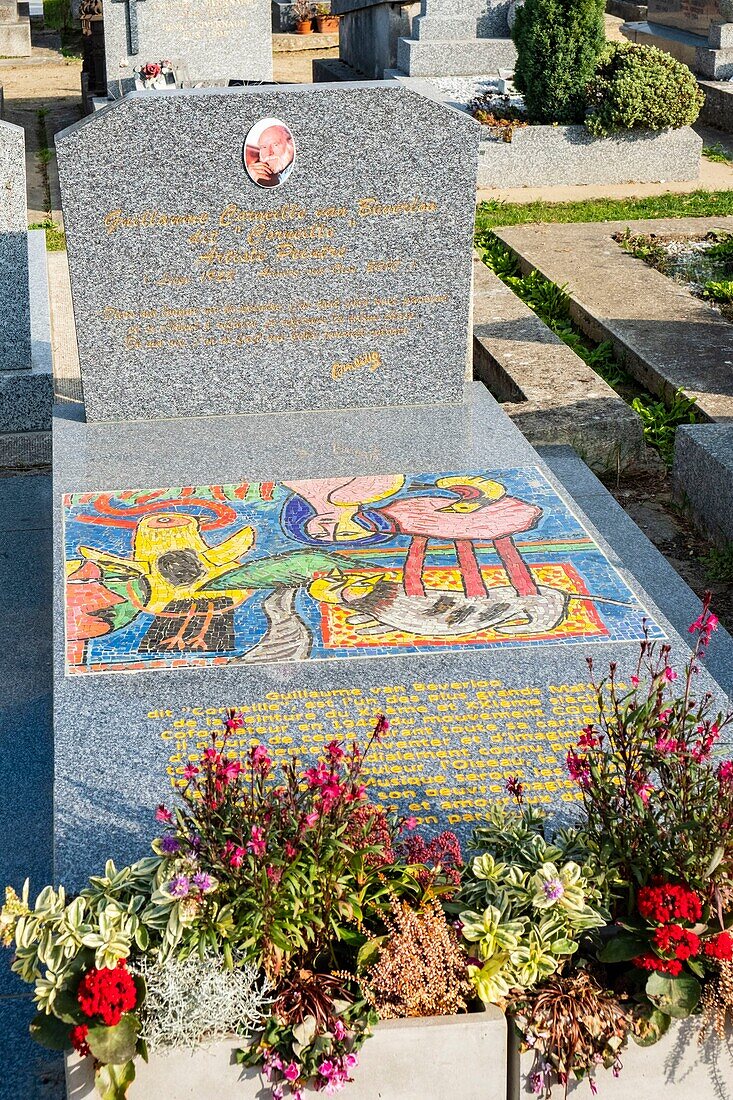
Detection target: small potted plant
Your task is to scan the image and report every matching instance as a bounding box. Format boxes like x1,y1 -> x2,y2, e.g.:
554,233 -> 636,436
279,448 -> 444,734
291,0 -> 314,33
314,3 -> 339,32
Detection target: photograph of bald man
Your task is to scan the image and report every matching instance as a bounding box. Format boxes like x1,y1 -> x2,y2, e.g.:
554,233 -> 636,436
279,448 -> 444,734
244,118 -> 296,188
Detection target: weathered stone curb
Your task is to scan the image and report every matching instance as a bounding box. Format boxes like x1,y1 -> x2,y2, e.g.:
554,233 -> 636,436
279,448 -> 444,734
493,218 -> 733,423
477,125 -> 701,188
674,423 -> 733,544
472,255 -> 647,475
698,78 -> 733,134
67,1008 -> 507,1099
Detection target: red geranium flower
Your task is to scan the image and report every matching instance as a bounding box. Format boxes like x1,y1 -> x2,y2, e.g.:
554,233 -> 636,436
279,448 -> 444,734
77,960 -> 137,1027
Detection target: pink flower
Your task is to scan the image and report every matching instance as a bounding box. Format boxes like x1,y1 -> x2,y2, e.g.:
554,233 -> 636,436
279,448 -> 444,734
155,804 -> 172,823
272,1087 -> 284,1100
718,760 -> 733,784
220,758 -> 243,783
183,763 -> 199,780
327,740 -> 345,762
247,825 -> 266,858
305,764 -> 330,789
224,843 -> 245,869
345,1053 -> 358,1069
318,1061 -> 335,1079
633,774 -> 654,804
225,712 -> 244,732
250,744 -> 272,774
302,811 -> 319,829
578,728 -> 599,749
566,750 -> 590,787
332,1019 -> 346,1041
662,667 -> 678,683
284,841 -> 298,859
266,865 -> 282,885
655,735 -> 681,755
630,675 -> 640,687
403,816 -> 418,830
283,1062 -> 300,1083
374,715 -> 389,742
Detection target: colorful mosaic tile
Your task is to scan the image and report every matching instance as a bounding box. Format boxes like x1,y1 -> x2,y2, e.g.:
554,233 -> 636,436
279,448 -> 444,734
62,468 -> 665,675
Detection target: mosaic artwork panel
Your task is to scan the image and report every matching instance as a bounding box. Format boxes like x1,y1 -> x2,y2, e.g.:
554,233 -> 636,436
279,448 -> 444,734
62,469 -> 665,675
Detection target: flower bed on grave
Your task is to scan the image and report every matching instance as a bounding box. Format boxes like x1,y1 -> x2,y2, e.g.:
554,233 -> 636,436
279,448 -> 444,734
3,599 -> 733,1100
465,0 -> 704,187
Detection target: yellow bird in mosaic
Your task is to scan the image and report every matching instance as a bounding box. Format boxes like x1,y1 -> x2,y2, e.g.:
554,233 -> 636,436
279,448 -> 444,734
80,512 -> 256,614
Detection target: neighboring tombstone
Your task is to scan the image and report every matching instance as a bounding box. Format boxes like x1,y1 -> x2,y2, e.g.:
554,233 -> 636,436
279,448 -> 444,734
326,0 -> 421,79
392,0 -> 517,80
53,83 -> 731,890
0,120 -> 52,459
101,0 -> 273,99
55,85 -> 478,422
622,0 -> 733,78
0,0 -> 31,57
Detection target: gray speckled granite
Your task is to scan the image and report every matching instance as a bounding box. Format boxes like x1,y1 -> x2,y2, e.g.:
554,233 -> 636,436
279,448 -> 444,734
52,383 -> 733,888
0,119 -> 31,371
0,231 -> 53,444
0,473 -> 53,998
103,0 -> 272,97
55,84 -> 479,423
476,123 -> 702,188
674,423 -> 733,545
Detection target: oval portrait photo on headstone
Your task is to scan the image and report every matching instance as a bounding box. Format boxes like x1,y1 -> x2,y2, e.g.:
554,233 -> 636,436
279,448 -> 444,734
243,117 -> 296,189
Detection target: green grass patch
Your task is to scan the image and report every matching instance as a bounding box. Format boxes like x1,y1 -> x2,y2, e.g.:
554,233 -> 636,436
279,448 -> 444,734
701,543 -> 733,583
29,220 -> 66,252
703,143 -> 733,164
475,190 -> 733,235
630,391 -> 697,466
703,277 -> 733,304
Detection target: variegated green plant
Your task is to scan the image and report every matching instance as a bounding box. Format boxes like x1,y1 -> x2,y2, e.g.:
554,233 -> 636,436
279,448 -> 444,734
456,806 -> 607,1003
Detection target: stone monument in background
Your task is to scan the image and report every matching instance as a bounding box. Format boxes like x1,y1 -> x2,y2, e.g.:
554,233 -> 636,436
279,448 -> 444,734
84,0 -> 273,107
0,120 -> 52,466
622,0 -> 733,78
323,0 -> 516,81
0,0 -> 31,57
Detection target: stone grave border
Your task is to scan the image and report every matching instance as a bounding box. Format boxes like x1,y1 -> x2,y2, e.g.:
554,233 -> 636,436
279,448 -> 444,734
492,217 -> 733,424
471,253 -> 647,477
674,423 -> 733,544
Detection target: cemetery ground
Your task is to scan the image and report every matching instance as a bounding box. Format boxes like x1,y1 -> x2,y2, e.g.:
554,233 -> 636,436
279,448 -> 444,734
6,13 -> 733,1100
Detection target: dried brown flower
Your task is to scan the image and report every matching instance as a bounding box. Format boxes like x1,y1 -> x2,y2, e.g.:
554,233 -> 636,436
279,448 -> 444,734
511,971 -> 629,1096
362,897 -> 471,1019
700,961 -> 733,1041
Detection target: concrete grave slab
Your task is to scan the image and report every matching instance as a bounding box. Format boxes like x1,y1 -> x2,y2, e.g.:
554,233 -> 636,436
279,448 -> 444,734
493,218 -> 733,423
52,384 -> 733,888
55,84 -> 480,423
101,0 -> 273,98
471,256 -> 647,476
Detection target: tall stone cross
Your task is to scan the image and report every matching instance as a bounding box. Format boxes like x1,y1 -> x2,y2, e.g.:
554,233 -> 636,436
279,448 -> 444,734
111,0 -> 146,55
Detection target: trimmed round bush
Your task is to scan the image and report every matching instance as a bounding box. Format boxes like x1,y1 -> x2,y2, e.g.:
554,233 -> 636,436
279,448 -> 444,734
512,0 -> 606,125
586,42 -> 704,137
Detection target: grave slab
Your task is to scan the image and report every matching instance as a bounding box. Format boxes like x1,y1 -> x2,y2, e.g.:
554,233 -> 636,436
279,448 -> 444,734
101,0 -> 273,98
52,383 -> 733,889
0,118 -> 31,372
55,84 -> 479,423
493,218 -> 733,423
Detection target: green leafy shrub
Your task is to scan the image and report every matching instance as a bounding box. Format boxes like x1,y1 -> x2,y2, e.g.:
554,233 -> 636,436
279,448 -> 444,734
512,0 -> 605,124
586,43 -> 704,137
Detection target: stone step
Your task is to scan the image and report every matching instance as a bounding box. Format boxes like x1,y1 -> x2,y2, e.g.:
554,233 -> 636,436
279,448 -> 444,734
412,14 -> 477,39
396,36 -> 516,76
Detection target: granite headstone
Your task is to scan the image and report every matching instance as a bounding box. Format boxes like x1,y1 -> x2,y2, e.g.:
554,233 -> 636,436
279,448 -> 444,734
101,0 -> 273,98
0,119 -> 30,372
55,84 -> 480,422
